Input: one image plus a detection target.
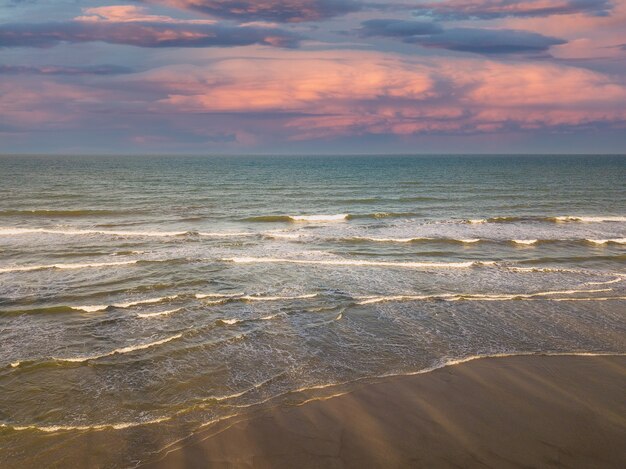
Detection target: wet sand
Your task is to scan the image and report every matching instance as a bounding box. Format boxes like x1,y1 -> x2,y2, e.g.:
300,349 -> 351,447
142,355 -> 626,468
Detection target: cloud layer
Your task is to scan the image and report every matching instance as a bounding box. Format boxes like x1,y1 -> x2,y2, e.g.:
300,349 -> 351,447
412,0 -> 614,20
0,21 -> 301,48
141,0 -> 362,22
1,1 -> 625,152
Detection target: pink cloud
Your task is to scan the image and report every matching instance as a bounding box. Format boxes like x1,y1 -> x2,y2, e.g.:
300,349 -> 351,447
3,50 -> 625,143
140,51 -> 626,138
75,5 -> 216,24
141,0 -> 361,22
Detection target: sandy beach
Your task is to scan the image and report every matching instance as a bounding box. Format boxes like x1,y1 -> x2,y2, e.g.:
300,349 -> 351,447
142,355 -> 626,468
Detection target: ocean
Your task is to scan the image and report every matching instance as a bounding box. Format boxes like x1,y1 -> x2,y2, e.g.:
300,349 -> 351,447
0,154 -> 624,467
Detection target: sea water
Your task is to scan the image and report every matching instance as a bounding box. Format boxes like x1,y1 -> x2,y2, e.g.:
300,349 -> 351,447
0,155 -> 624,466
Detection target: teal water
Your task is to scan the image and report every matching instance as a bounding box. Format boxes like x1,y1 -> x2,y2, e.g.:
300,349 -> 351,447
0,155 -> 625,467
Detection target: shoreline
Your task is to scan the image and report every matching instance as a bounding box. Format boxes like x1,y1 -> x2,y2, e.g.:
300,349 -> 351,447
142,354 -> 626,468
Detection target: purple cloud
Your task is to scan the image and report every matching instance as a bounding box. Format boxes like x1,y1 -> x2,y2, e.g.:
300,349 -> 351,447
407,28 -> 567,54
358,19 -> 443,37
140,0 -> 362,22
0,21 -> 301,48
412,0 -> 613,20
0,64 -> 133,75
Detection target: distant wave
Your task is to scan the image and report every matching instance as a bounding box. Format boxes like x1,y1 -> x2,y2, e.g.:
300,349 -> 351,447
551,216 -> 626,223
356,288 -> 614,305
343,236 -> 481,244
348,212 -> 418,220
0,209 -> 132,217
0,260 -> 137,274
512,239 -> 538,245
0,227 -> 255,238
136,308 -> 183,318
9,333 -> 183,368
196,292 -> 318,303
263,231 -> 303,240
245,212 -> 417,223
244,214 -> 348,223
466,215 -> 626,224
223,257 -> 489,269
586,238 -> 626,245
72,295 -> 178,312
341,237 -> 625,246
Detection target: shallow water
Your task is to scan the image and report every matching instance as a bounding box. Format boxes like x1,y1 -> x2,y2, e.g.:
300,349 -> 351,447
0,155 -> 624,467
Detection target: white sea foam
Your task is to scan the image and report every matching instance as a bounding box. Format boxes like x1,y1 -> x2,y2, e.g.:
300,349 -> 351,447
586,238 -> 626,245
552,296 -> 626,302
553,216 -> 626,223
52,333 -> 183,363
224,257 -> 481,269
512,239 -> 538,245
72,295 -> 178,312
220,318 -> 241,325
136,308 -> 183,319
291,214 -> 348,222
0,260 -> 137,274
0,417 -> 170,433
0,228 -> 188,237
198,232 -> 255,238
356,288 -> 612,304
263,230 -> 304,239
506,266 -> 583,273
241,294 -> 317,301
354,237 -> 430,243
586,277 -> 623,286
260,314 -> 280,320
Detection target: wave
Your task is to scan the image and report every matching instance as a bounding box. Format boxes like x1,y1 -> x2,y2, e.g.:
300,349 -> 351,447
0,305 -> 77,316
0,260 -> 137,274
246,212 -> 418,223
8,333 -> 183,368
195,292 -> 318,303
0,209 -> 131,217
56,333 -> 183,363
348,212 -> 417,220
198,232 -> 255,238
586,277 -> 624,286
244,214 -> 348,223
0,228 -> 255,238
512,239 -> 538,245
586,238 -> 626,245
136,308 -> 183,319
339,237 -> 624,246
72,295 -> 179,312
552,297 -> 626,301
224,257 -> 489,269
263,231 -> 303,240
551,216 -> 626,223
0,228 -> 188,237
242,293 -> 317,301
466,215 -> 626,224
0,416 -> 171,433
356,288 -> 614,304
218,318 -> 241,325
344,236 -> 482,244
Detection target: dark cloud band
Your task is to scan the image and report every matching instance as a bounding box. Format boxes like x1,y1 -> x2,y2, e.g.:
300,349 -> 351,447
141,0 -> 362,22
357,19 -> 566,54
0,64 -> 133,75
0,21 -> 301,48
407,28 -> 567,54
411,0 -> 613,20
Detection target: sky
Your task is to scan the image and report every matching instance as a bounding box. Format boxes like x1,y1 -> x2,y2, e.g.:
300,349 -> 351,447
1,0 -> 626,154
